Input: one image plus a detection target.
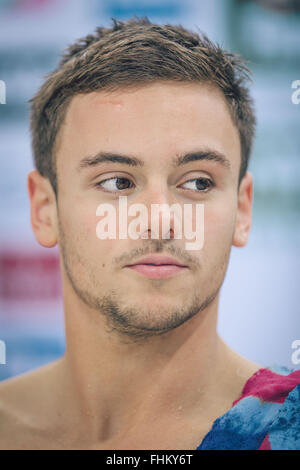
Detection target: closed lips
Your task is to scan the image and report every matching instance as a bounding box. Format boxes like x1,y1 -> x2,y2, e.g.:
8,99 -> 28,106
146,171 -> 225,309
125,255 -> 188,267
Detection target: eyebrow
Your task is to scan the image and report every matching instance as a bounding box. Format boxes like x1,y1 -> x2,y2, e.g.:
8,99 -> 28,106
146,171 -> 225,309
77,149 -> 231,171
173,150 -> 231,170
78,152 -> 144,171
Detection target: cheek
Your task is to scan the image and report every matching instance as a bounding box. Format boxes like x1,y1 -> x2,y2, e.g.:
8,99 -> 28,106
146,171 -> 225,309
85,212 -> 117,261
61,200 -> 115,259
203,199 -> 236,249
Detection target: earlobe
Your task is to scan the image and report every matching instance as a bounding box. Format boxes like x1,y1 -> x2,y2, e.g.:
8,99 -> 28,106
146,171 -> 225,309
232,171 -> 253,248
27,169 -> 58,248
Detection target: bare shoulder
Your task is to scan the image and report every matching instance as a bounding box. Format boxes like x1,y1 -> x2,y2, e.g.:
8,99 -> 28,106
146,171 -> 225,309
0,358 -> 62,404
216,337 -> 263,399
0,359 -> 63,449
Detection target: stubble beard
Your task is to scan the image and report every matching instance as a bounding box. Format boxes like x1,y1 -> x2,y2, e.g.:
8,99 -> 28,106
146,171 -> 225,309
58,218 -> 231,344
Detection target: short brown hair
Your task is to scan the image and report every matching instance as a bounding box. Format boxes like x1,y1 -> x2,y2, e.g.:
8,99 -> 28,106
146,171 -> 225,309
29,16 -> 256,195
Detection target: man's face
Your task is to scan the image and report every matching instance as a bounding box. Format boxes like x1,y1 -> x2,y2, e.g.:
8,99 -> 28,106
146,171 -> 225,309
54,81 -> 247,340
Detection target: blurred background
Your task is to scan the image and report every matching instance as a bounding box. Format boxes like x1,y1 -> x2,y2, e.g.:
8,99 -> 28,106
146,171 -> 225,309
0,0 -> 299,381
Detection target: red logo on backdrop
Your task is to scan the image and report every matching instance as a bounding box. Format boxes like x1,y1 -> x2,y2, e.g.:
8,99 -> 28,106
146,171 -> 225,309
0,251 -> 61,300
12,0 -> 57,12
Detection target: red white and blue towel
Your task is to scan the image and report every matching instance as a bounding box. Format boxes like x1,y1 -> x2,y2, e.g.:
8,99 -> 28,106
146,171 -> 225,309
197,366 -> 300,450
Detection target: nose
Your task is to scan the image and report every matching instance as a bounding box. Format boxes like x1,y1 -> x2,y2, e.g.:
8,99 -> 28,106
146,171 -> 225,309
137,183 -> 180,241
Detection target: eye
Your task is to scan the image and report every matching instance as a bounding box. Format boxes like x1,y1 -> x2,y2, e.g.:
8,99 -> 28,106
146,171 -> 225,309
95,177 -> 135,192
179,177 -> 215,192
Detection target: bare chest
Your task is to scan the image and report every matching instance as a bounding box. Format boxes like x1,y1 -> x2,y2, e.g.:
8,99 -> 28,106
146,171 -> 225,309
0,417 -> 212,450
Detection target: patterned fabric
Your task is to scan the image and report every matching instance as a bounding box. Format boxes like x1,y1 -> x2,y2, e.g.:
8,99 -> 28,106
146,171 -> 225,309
197,366 -> 300,450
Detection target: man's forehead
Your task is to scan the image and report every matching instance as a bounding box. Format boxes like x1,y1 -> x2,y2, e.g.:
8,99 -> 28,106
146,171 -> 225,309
57,82 -> 241,175
67,81 -> 230,115
63,82 -> 239,144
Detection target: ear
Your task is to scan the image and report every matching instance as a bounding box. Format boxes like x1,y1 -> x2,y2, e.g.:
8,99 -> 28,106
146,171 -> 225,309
232,171 -> 253,247
27,169 -> 58,248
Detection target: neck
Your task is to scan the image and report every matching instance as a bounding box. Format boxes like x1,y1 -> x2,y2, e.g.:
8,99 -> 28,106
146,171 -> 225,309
56,285 -> 236,444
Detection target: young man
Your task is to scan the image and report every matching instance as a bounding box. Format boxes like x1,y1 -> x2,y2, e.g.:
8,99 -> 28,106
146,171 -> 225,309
0,17 -> 299,450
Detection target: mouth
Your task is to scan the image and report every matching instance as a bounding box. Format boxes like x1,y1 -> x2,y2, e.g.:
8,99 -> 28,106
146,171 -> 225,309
123,255 -> 189,280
